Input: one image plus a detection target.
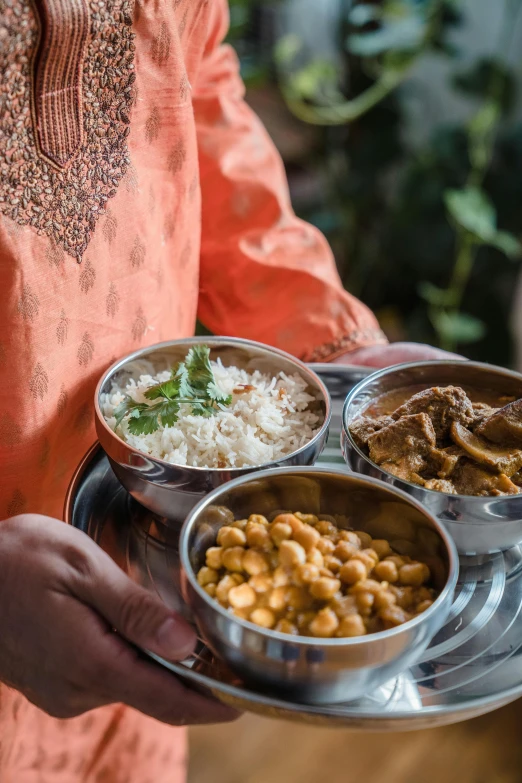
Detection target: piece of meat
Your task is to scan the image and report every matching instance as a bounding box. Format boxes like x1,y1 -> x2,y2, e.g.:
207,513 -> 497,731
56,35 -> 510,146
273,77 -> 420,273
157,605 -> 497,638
391,386 -> 474,439
471,402 -> 500,427
450,421 -> 522,477
453,461 -> 521,496
367,413 -> 436,465
380,455 -> 427,485
349,415 -> 394,449
424,478 -> 457,494
475,399 -> 522,447
426,445 -> 464,479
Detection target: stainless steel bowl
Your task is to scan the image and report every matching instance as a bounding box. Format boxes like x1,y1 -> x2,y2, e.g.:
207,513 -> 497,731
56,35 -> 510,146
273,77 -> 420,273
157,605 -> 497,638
179,466 -> 458,705
95,338 -> 330,524
342,361 -> 522,556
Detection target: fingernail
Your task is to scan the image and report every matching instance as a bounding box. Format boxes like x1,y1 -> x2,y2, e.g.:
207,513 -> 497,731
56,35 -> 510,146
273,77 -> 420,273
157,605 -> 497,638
154,617 -> 196,661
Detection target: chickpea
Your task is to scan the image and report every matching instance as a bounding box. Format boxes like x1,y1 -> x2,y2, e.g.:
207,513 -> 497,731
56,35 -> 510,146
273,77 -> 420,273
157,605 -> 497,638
373,560 -> 399,583
270,522 -> 293,547
272,513 -> 302,534
317,537 -> 335,556
372,539 -> 393,559
331,594 -> 358,617
354,530 -> 372,549
268,586 -> 287,612
399,563 -> 429,587
384,555 -> 407,568
361,548 -> 379,565
319,567 -> 335,579
339,531 -> 362,549
293,524 -> 321,552
286,585 -> 314,611
250,608 -> 276,629
310,608 -> 339,638
416,599 -> 434,614
243,549 -> 269,576
334,541 -> 358,562
197,566 -> 219,587
310,577 -> 341,601
323,555 -> 342,574
355,591 -> 374,616
352,551 -> 376,573
293,562 -> 320,585
315,520 -> 338,538
232,519 -> 248,531
391,585 -> 415,609
217,526 -> 247,549
228,583 -> 256,609
249,573 -> 273,593
337,614 -> 366,638
279,540 -> 306,569
205,546 -> 223,570
306,548 -> 324,568
295,513 -> 319,526
273,566 -> 289,587
374,590 -> 396,611
222,546 -> 245,572
232,608 -> 251,621
380,606 -> 411,628
268,549 -> 280,569
339,559 -> 367,585
275,619 -> 298,635
204,583 -> 217,598
415,586 -> 433,603
297,611 -> 317,633
248,514 -> 269,526
246,523 -> 272,551
350,579 -> 384,596
216,574 -> 242,603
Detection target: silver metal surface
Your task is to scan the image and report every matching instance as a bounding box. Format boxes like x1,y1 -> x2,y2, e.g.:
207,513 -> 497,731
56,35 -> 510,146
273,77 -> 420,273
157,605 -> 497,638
180,467 -> 457,705
66,365 -> 522,729
342,361 -> 522,556
95,338 -> 331,525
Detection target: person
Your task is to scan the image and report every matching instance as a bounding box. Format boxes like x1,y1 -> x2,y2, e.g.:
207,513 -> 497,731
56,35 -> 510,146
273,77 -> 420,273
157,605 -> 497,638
0,0 -> 456,780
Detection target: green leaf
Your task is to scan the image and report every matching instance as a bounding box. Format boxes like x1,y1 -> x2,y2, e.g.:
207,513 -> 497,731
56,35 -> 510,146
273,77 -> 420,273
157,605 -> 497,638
444,186 -> 496,240
127,404 -> 162,435
489,230 -> 522,258
183,345 -> 215,394
274,34 -> 302,67
113,396 -> 134,427
418,281 -> 452,307
144,376 -> 181,401
288,60 -> 338,102
467,101 -> 500,169
431,311 -> 486,345
158,400 -> 180,428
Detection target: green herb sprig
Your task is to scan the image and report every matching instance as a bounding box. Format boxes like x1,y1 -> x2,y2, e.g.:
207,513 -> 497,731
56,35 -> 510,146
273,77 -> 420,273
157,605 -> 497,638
113,345 -> 233,436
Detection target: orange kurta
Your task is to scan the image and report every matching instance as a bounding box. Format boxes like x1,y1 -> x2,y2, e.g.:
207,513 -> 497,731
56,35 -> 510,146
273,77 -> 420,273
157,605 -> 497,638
0,0 -> 384,780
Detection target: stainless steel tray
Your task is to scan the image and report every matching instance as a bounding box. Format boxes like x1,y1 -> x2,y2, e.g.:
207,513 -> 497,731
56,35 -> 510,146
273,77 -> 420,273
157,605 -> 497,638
66,364 -> 522,730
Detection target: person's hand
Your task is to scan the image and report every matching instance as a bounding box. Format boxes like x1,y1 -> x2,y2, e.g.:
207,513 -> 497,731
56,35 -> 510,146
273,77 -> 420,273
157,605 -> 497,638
333,342 -> 463,368
0,514 -> 237,725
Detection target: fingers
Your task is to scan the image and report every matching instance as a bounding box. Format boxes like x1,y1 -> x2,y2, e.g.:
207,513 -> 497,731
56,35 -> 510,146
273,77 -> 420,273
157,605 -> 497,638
65,536 -> 197,661
83,617 -> 238,725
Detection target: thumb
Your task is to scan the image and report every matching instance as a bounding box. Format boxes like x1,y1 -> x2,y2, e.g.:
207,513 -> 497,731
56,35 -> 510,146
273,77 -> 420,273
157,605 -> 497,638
72,543 -> 197,662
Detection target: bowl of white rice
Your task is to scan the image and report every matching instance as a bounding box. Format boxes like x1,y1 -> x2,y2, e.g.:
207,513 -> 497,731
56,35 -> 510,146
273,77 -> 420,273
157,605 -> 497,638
95,337 -> 331,523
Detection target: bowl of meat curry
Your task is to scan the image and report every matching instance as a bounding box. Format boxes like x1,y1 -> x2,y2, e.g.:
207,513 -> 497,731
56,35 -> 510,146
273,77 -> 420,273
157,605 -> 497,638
342,361 -> 522,555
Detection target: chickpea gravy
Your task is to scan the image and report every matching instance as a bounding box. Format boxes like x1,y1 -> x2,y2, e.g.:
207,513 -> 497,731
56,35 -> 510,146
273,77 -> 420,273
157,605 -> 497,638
197,511 -> 440,638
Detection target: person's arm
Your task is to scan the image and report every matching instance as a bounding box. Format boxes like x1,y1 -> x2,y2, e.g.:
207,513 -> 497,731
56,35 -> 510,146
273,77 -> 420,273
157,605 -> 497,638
193,0 -> 386,363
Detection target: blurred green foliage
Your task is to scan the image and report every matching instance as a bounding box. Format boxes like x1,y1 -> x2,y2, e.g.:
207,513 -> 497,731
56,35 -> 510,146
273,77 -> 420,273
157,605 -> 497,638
225,0 -> 522,364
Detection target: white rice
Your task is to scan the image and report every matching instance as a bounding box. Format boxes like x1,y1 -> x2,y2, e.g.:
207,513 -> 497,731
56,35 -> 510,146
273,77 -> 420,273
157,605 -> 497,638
101,359 -> 322,469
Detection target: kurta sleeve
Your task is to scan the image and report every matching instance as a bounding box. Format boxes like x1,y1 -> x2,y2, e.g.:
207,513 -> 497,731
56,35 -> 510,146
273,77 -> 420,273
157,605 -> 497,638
193,0 -> 387,362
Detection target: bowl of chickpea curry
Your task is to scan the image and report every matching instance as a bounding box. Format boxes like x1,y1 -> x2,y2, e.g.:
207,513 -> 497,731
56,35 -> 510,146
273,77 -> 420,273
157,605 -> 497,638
342,361 -> 522,555
179,467 -> 458,704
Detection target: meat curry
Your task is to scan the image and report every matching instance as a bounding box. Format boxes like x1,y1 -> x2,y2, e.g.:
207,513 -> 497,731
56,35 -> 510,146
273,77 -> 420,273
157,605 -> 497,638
350,385 -> 522,497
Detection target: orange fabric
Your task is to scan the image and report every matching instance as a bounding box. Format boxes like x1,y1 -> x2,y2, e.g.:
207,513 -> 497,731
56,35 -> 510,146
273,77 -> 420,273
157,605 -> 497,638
0,0 -> 383,780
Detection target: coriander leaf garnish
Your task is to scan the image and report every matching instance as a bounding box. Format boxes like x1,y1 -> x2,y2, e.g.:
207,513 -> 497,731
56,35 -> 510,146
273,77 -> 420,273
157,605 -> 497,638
112,345 -> 232,435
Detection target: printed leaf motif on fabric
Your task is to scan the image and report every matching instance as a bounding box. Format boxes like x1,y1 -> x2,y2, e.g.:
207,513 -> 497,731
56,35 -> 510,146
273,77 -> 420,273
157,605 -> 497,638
29,362 -> 49,400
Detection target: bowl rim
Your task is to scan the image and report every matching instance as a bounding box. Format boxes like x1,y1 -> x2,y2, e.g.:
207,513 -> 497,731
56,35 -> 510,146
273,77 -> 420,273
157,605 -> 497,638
179,465 -> 459,647
94,336 -> 332,474
342,359 -> 522,503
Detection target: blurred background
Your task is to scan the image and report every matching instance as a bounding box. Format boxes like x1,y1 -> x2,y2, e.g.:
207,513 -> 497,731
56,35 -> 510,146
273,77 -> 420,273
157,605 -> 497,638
190,2 -> 522,778
197,0 -> 522,368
